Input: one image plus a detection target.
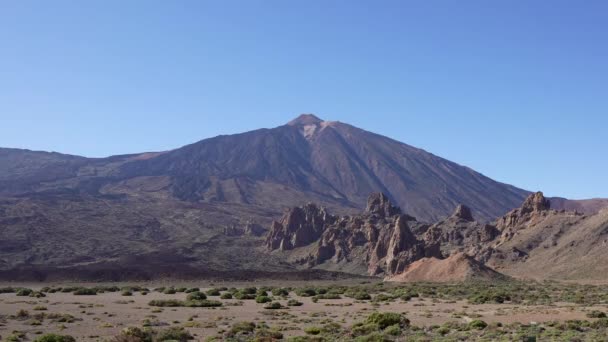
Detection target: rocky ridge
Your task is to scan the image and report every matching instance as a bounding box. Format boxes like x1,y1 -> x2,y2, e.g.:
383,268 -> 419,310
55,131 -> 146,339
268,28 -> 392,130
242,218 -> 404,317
267,191 -> 603,281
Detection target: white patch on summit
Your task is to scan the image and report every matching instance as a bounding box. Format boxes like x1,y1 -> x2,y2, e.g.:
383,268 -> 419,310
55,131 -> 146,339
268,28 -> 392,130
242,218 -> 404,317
302,124 -> 318,139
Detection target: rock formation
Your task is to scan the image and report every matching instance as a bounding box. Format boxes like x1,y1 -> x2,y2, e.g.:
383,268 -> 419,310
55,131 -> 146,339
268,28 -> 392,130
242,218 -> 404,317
265,203 -> 336,251
266,190 -> 607,282
423,204 -> 499,261
267,193 -> 439,276
495,192 -> 552,231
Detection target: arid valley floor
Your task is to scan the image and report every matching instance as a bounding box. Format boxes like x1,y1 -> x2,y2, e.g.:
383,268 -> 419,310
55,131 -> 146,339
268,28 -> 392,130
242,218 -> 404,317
2,280 -> 608,341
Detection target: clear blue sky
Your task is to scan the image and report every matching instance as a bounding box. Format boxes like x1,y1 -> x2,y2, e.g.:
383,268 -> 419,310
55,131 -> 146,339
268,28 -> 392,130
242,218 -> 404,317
1,1 -> 606,199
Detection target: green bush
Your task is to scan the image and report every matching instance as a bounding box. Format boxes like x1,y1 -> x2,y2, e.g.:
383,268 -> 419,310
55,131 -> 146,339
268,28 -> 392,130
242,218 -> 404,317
33,334 -> 76,342
304,326 -> 322,335
220,292 -> 233,299
241,287 -> 257,295
384,324 -> 401,336
230,321 -> 256,335
587,310 -> 607,318
186,291 -> 207,301
468,320 -> 488,330
272,288 -> 290,296
0,287 -> 17,293
353,292 -> 372,300
155,327 -> 193,341
352,323 -> 380,336
16,288 -> 33,296
264,302 -> 282,309
163,287 -> 177,294
149,299 -> 183,307
365,312 -> 408,329
287,299 -> 303,306
206,288 -> 221,296
73,288 -> 97,296
256,295 -> 272,303
234,292 -> 256,300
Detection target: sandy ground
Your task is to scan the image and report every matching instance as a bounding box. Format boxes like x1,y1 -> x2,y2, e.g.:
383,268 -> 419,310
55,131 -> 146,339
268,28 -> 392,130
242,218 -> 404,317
0,284 -> 604,341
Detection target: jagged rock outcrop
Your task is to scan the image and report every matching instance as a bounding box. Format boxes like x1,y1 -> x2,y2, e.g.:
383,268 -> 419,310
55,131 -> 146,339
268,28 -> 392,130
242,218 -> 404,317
267,193 -> 439,276
423,204 -> 499,262
452,204 -> 474,221
366,193 -> 401,218
266,191 -> 602,281
265,203 -> 336,251
496,192 -> 551,231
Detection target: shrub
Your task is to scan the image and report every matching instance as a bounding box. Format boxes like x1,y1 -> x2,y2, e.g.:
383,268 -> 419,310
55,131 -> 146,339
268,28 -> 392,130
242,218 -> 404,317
149,299 -> 183,307
354,332 -> 389,342
372,294 -> 393,302
352,323 -> 380,336
16,288 -> 33,296
121,290 -> 133,296
365,312 -> 408,330
468,320 -> 488,330
272,288 -> 290,296
33,334 -> 76,342
148,299 -> 222,308
163,287 -> 177,294
587,310 -> 607,318
353,292 -> 372,300
591,318 -> 608,329
384,324 -> 401,336
287,299 -> 303,306
264,302 -> 282,309
187,291 -> 207,301
256,295 -> 272,303
206,288 -> 221,296
155,327 -> 193,341
73,288 -> 97,296
185,287 -> 199,293
304,326 -> 322,335
230,321 -> 256,335
220,292 -> 233,299
0,287 -> 17,293
241,287 -> 257,294
234,292 -> 256,300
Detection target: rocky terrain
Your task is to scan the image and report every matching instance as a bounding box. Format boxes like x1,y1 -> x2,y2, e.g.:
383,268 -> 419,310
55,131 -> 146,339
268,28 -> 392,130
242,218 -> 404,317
266,192 -> 608,282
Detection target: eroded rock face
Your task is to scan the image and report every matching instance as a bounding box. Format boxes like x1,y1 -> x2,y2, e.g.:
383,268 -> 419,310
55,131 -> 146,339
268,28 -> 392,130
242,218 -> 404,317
266,191 -> 585,280
265,203 -> 335,251
423,204 -> 499,261
365,193 -> 401,218
495,192 -> 553,239
452,204 -> 474,222
267,193 -> 439,276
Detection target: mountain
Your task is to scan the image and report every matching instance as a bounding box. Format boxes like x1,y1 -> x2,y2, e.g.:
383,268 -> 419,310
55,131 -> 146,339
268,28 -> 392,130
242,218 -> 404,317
1,114 -> 532,221
0,114 -> 605,280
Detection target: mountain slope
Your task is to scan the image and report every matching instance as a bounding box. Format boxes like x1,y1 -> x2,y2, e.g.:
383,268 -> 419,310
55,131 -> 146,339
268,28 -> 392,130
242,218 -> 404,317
109,114 -> 530,221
